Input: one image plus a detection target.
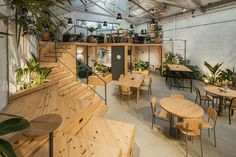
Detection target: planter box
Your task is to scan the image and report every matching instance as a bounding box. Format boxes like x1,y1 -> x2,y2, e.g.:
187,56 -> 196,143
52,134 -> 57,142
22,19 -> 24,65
88,74 -> 112,86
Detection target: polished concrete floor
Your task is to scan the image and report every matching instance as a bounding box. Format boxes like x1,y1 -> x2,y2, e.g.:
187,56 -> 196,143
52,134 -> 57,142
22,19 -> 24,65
104,72 -> 236,157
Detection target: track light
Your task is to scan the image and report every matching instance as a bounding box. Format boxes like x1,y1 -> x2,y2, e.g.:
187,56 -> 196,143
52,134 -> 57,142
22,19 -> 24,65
192,10 -> 195,18
182,8 -> 186,12
116,13 -> 123,21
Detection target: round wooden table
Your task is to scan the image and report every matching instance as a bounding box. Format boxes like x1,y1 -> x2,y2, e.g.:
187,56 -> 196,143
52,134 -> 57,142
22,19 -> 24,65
204,86 -> 236,115
23,114 -> 62,157
160,97 -> 204,119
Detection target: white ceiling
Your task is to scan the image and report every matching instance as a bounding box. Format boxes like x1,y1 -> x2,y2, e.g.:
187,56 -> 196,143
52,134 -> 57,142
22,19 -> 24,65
52,0 -> 236,25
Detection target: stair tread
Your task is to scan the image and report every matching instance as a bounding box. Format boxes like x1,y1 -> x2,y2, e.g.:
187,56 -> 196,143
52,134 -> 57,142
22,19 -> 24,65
59,81 -> 79,91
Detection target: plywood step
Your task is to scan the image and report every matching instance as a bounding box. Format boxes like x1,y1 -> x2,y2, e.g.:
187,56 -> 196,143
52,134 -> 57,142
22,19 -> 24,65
40,56 -> 57,62
40,62 -> 59,68
59,83 -> 82,96
59,81 -> 78,90
77,117 -> 136,157
55,133 -> 122,157
59,76 -> 76,88
48,71 -> 70,80
65,85 -> 87,98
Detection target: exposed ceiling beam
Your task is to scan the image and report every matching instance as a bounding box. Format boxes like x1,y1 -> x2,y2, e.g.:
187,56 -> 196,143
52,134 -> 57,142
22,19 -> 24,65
191,0 -> 205,12
129,0 -> 158,19
154,0 -> 193,10
204,0 -> 236,9
87,0 -> 115,16
87,0 -> 133,24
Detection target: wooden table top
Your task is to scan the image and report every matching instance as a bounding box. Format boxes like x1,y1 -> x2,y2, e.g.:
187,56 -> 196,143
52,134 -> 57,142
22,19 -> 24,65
117,74 -> 144,88
23,114 -> 62,137
167,64 -> 192,72
160,97 -> 204,119
204,86 -> 236,98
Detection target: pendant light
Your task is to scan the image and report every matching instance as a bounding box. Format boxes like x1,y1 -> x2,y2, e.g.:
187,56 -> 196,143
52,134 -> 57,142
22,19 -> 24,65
117,13 -> 122,21
103,21 -> 108,27
67,18 -> 73,25
130,24 -> 134,30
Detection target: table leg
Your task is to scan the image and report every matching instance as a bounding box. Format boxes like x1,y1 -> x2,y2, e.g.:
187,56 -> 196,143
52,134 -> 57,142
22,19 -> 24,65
218,97 -> 224,116
49,132 -> 54,157
136,87 -> 140,103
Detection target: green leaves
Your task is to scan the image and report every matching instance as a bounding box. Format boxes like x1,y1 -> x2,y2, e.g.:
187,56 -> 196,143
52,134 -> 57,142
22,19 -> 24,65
204,61 -> 224,84
0,139 -> 16,157
0,117 -> 29,157
9,0 -> 71,36
0,118 -> 29,136
15,53 -> 52,90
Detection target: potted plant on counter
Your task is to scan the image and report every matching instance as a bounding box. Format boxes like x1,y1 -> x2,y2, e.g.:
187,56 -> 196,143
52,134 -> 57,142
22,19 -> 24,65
154,25 -> 163,43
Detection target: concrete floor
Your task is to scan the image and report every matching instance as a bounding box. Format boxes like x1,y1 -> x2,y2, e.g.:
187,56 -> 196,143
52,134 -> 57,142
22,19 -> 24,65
104,72 -> 236,157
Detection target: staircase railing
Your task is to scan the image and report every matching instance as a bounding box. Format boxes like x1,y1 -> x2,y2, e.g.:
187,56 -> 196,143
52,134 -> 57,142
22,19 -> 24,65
54,42 -> 107,105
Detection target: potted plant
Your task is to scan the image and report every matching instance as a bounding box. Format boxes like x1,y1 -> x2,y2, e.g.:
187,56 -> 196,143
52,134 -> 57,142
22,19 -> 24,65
154,25 -> 163,43
202,61 -> 223,85
63,32 -> 71,42
15,53 -> 52,91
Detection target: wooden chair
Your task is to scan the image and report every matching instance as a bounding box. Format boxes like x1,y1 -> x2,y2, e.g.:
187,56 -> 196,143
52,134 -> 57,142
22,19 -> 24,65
195,87 -> 213,107
140,77 -> 152,97
150,97 -> 172,134
176,119 -> 203,157
223,98 -> 236,125
201,106 -> 217,147
120,85 -> 133,100
171,93 -> 185,99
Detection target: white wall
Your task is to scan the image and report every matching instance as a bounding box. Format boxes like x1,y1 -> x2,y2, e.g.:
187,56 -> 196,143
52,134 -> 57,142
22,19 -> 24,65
161,6 -> 236,73
0,0 -> 35,110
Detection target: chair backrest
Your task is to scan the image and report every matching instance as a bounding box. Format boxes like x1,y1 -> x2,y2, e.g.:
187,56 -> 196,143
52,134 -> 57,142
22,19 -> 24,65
121,85 -> 130,93
183,119 -> 203,135
119,74 -> 125,81
150,97 -> 157,115
230,98 -> 236,108
207,106 -> 217,124
171,94 -> 185,99
195,87 -> 201,98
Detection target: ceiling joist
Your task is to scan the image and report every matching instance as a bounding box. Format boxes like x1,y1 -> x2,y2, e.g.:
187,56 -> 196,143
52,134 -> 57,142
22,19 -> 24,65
191,0 -> 205,12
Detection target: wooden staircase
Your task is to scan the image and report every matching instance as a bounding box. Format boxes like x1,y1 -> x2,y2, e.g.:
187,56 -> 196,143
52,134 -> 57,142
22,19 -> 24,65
2,42 -> 135,157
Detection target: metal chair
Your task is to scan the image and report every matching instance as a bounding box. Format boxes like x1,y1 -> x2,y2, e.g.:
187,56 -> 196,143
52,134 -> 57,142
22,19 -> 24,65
195,87 -> 213,107
176,119 -> 203,157
150,97 -> 172,135
223,98 -> 236,125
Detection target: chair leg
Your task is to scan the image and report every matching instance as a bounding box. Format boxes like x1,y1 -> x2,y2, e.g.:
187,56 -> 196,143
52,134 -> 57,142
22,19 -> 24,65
152,117 -> 154,129
200,100 -> 202,106
185,135 -> 188,157
229,108 -> 231,125
195,96 -> 198,103
208,101 -> 209,107
212,100 -> 215,108
208,128 -> 210,137
200,135 -> 203,157
214,128 -> 216,147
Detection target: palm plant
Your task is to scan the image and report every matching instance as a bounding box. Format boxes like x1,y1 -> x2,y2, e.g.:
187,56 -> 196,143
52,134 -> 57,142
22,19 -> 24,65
218,69 -> 233,83
0,113 -> 29,157
203,61 -> 223,84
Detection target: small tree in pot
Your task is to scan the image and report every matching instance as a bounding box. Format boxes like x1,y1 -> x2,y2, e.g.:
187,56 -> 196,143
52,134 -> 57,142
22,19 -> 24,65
154,25 -> 163,43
